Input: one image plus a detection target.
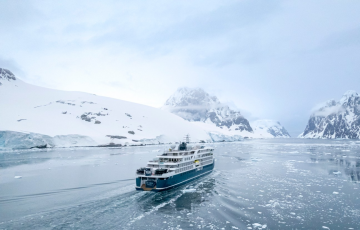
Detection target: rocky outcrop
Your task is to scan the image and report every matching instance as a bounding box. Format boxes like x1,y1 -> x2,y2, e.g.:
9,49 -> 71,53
0,68 -> 16,85
299,90 -> 360,139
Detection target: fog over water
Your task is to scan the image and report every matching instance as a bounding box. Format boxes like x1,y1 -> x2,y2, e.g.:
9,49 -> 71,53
1,139 -> 360,229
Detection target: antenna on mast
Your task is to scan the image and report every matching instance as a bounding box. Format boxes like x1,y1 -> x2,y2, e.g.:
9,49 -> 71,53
184,134 -> 190,144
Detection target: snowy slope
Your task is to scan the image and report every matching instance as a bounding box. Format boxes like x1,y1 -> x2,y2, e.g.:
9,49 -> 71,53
162,87 -> 290,139
251,120 -> 290,138
299,90 -> 360,139
0,68 -> 211,149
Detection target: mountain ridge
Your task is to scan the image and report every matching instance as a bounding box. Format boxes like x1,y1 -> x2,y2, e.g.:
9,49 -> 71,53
163,87 -> 290,138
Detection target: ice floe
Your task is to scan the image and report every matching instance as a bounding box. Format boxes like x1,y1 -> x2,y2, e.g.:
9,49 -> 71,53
183,188 -> 196,193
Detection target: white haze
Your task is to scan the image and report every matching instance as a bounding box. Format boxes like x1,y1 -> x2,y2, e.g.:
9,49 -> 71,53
1,0 -> 360,137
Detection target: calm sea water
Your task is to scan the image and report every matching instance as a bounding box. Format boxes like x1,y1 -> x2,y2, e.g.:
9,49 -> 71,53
1,139 -> 360,230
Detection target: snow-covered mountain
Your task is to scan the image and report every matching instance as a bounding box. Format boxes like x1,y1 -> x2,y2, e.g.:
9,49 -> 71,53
0,68 -> 211,149
162,87 -> 291,139
299,90 -> 360,139
162,87 -> 253,132
251,120 -> 290,138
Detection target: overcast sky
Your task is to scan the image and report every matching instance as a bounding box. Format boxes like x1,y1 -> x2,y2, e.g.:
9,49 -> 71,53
1,0 -> 360,136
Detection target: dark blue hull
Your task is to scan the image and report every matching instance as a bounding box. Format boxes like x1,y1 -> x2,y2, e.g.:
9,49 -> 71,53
136,161 -> 214,192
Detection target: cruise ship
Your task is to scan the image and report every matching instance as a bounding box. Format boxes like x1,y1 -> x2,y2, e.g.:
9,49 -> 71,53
135,139 -> 215,192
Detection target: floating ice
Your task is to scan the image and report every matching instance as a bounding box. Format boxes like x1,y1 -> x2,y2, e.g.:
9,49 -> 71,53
322,226 -> 330,230
252,223 -> 266,229
333,192 -> 339,194
251,158 -> 262,162
183,188 -> 196,193
333,171 -> 341,175
14,176 -> 22,179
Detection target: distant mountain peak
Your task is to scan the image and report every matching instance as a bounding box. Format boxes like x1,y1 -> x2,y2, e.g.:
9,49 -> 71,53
342,90 -> 358,97
251,119 -> 291,138
163,87 -> 253,132
340,90 -> 359,105
0,68 -> 16,84
164,87 -> 220,108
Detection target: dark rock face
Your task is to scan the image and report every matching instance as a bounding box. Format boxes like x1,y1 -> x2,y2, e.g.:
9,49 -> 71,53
80,113 -> 92,122
0,68 -> 16,85
163,87 -> 253,133
80,111 -> 108,123
300,90 -> 360,139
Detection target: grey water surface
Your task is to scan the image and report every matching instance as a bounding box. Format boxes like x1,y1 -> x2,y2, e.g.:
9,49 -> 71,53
1,139 -> 360,230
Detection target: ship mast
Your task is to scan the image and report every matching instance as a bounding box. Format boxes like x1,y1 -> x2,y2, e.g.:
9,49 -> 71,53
184,134 -> 190,144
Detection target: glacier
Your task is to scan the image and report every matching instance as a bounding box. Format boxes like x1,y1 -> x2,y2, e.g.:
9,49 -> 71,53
0,130 -> 97,150
208,132 -> 244,142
